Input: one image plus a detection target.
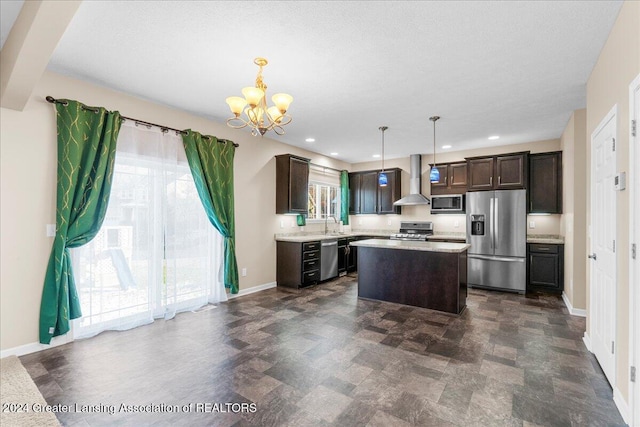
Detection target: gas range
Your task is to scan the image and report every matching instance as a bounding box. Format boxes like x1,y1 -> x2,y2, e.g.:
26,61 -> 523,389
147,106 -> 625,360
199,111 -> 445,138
390,221 -> 434,241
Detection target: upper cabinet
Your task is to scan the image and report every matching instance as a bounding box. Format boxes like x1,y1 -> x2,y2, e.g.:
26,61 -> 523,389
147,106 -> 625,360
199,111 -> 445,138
467,152 -> 528,191
528,151 -> 562,214
275,154 -> 310,214
430,161 -> 468,195
349,168 -> 401,215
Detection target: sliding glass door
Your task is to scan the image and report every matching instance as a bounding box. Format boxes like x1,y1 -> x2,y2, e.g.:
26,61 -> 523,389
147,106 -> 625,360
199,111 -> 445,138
71,123 -> 225,339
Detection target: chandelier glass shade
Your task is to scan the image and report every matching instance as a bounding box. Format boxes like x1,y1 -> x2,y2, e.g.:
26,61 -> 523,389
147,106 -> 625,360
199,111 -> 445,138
429,116 -> 441,183
225,58 -> 293,136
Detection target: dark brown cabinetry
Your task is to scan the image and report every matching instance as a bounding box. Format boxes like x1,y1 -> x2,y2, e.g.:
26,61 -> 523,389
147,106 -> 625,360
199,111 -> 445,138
276,154 -> 310,214
277,241 -> 321,288
527,243 -> 564,293
467,153 -> 528,191
348,168 -> 401,215
529,152 -> 562,214
430,162 -> 468,195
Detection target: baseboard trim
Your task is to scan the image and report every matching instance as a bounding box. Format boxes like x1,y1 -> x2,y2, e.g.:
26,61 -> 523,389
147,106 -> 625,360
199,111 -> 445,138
0,333 -> 73,359
613,387 -> 630,425
1,282 -> 278,359
582,332 -> 593,352
562,292 -> 587,317
227,281 -> 277,299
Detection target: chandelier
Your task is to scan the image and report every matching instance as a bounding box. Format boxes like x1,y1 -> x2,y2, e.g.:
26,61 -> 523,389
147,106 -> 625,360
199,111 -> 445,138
225,57 -> 293,136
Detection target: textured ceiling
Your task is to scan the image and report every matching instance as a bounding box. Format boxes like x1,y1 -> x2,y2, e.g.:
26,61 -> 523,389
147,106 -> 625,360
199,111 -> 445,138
45,1 -> 622,163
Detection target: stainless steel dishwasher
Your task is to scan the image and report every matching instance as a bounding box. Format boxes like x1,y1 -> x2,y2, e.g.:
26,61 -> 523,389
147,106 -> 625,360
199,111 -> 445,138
320,239 -> 338,281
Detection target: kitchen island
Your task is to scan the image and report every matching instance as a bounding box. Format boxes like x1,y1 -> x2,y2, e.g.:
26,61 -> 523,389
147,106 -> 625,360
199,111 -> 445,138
350,239 -> 470,314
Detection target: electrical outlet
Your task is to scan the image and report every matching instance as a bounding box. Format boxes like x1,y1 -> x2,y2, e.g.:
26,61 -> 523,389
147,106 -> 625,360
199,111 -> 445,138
358,219 -> 363,225
387,218 -> 392,226
280,220 -> 284,228
241,268 -> 247,277
46,224 -> 56,237
454,220 -> 459,228
529,221 -> 536,229
291,220 -> 295,228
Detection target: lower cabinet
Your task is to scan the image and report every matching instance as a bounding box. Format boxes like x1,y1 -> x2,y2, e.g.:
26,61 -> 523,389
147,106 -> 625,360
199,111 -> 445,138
277,241 -> 321,289
338,239 -> 347,275
527,243 -> 564,293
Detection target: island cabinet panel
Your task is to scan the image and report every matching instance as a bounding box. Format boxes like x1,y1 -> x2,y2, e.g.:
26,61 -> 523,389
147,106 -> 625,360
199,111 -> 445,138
356,247 -> 467,314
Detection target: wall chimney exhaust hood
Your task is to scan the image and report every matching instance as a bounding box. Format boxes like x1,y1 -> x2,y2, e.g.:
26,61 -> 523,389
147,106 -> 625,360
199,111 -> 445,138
393,154 -> 431,206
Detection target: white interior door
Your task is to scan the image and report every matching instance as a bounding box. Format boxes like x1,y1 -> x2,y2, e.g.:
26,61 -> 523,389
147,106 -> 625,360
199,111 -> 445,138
590,106 -> 617,387
630,74 -> 640,427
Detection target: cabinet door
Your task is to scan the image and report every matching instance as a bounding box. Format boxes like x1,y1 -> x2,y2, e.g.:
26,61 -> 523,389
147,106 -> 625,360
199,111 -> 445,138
496,154 -> 526,189
360,171 -> 378,214
529,253 -> 560,289
429,164 -> 449,195
348,173 -> 361,214
289,157 -> 309,212
449,162 -> 468,193
467,158 -> 494,191
529,152 -> 562,213
378,169 -> 401,214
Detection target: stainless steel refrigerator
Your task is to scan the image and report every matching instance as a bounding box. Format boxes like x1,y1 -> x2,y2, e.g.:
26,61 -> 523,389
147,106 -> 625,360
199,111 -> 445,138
466,189 -> 526,293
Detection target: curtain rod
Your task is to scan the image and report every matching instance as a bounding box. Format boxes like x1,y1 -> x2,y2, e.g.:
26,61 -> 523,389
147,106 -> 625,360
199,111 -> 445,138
309,162 -> 344,173
45,96 -> 239,148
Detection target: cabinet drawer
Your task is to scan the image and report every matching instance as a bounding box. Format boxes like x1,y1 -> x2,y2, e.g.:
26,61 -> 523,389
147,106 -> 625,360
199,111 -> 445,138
303,259 -> 320,271
529,244 -> 559,253
303,242 -> 320,251
302,269 -> 320,284
303,250 -> 320,261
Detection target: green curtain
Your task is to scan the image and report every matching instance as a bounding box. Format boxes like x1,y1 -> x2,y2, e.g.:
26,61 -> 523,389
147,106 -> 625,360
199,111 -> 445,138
39,99 -> 121,344
182,130 -> 239,294
340,170 -> 350,225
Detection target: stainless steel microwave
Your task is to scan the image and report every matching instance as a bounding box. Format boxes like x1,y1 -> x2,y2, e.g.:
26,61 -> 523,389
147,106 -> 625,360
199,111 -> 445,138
430,194 -> 465,214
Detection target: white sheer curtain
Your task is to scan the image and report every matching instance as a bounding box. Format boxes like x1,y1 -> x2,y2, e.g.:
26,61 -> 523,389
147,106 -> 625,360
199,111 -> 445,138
72,121 -> 227,339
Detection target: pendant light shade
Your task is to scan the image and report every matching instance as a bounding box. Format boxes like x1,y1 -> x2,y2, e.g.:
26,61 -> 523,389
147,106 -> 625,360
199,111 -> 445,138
378,126 -> 388,187
429,116 -> 441,184
429,167 -> 440,183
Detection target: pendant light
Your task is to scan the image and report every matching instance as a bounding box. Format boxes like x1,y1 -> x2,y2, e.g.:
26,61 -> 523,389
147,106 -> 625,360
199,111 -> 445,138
429,116 -> 441,183
378,126 -> 388,187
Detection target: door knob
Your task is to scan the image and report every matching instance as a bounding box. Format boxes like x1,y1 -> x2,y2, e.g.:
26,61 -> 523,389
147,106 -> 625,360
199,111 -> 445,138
588,253 -> 597,260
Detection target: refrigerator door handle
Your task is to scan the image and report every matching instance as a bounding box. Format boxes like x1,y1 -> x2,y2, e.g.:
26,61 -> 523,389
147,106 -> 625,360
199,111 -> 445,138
489,197 -> 494,249
468,254 -> 525,263
494,197 -> 499,250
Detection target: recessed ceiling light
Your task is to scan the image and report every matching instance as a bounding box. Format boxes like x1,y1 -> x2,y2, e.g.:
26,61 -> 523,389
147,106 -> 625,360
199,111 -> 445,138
305,138 -> 315,143
330,152 -> 338,156
442,145 -> 452,149
488,135 -> 500,140
372,154 -> 381,158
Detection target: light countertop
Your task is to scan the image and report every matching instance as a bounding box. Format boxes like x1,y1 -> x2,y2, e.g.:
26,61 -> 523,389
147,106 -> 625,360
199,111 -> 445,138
527,234 -> 565,244
275,231 -> 393,243
350,239 -> 470,253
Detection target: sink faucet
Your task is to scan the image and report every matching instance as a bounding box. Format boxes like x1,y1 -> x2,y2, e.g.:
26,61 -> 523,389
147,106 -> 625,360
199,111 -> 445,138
324,215 -> 338,235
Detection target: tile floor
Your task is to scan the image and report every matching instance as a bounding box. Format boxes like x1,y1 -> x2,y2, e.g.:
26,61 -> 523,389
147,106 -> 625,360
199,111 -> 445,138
20,276 -> 625,426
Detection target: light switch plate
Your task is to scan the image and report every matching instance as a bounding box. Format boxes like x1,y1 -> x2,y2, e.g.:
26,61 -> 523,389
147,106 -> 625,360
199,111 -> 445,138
241,268 -> 247,277
46,224 -> 56,237
529,221 -> 535,229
